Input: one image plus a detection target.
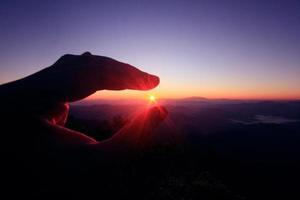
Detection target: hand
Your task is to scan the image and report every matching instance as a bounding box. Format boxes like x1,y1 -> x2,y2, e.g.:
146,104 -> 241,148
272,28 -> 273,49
0,52 -> 167,155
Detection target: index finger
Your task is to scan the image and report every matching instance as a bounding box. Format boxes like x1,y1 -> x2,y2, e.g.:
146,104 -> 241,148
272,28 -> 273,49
90,54 -> 160,91
12,52 -> 160,103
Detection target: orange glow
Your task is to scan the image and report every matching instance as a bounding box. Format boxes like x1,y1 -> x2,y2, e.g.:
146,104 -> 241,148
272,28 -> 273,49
86,83 -> 300,101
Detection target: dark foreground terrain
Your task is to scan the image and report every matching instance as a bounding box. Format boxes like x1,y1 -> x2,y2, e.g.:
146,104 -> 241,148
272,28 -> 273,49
60,99 -> 300,199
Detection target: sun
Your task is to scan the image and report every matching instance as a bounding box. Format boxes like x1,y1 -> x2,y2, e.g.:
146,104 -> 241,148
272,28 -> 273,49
149,95 -> 156,103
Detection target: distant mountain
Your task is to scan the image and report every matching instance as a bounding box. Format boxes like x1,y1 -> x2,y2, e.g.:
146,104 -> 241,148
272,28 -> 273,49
181,96 -> 209,101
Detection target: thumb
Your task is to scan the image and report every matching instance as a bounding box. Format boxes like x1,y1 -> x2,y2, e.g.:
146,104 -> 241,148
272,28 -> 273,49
109,106 -> 168,149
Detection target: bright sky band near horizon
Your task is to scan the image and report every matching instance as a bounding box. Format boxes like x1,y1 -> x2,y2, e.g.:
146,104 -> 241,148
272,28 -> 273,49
1,0 -> 300,100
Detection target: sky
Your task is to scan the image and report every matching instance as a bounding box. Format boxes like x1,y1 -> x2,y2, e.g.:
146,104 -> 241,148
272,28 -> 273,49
0,0 -> 300,100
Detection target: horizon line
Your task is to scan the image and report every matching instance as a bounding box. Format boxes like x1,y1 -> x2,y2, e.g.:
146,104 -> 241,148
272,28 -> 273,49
83,96 -> 300,102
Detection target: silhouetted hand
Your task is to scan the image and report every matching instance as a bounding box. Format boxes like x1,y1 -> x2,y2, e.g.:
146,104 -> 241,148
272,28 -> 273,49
0,52 -> 167,158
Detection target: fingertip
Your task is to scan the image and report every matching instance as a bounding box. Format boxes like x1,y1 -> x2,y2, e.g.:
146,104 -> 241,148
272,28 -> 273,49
150,74 -> 160,88
148,106 -> 168,122
140,73 -> 160,90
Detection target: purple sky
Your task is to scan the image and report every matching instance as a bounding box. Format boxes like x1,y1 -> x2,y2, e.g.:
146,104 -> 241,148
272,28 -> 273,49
1,0 -> 300,99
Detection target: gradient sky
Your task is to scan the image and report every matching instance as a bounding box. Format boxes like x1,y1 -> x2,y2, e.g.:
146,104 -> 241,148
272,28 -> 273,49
1,0 -> 300,100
